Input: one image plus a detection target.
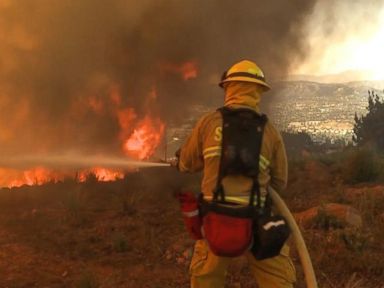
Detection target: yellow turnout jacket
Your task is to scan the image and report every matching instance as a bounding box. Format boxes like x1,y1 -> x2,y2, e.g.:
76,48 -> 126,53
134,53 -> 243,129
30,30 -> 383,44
178,82 -> 288,205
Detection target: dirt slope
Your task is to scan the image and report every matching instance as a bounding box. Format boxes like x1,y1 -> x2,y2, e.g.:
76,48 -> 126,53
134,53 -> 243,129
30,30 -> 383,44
0,166 -> 383,287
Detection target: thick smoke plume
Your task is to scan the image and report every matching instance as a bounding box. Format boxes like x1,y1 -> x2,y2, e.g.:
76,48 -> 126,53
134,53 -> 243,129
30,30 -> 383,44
0,0 -> 318,157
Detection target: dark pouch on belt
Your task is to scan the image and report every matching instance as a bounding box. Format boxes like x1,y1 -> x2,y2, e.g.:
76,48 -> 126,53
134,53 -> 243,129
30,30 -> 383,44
251,215 -> 290,260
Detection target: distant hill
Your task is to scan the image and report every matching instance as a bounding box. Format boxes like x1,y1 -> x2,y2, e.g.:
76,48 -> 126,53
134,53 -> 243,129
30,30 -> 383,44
286,71 -> 384,87
177,79 -> 384,145
267,80 -> 384,143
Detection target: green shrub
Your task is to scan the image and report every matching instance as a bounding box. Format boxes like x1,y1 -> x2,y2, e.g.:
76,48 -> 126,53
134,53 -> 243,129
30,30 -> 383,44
353,90 -> 384,150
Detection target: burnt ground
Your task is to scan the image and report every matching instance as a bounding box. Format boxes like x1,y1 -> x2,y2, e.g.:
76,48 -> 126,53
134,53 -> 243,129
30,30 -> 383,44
0,162 -> 384,287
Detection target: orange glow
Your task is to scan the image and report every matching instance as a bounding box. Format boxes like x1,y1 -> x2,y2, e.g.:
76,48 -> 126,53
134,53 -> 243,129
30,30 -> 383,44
78,167 -> 124,182
160,60 -> 198,80
3,167 -> 62,188
0,166 -> 125,188
149,86 -> 157,100
180,61 -> 198,80
109,84 -> 122,106
88,96 -> 104,114
1,81 -> 165,187
123,116 -> 165,160
117,107 -> 137,140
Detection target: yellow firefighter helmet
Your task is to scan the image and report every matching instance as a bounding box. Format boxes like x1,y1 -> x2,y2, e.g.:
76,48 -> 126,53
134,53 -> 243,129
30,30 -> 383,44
219,60 -> 271,91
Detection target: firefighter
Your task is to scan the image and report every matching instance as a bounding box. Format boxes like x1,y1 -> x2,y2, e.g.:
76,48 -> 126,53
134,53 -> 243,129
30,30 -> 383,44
176,60 -> 296,288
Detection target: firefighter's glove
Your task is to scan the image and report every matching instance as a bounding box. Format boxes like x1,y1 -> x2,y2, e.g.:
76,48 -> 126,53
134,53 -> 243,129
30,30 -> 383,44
170,148 -> 181,170
175,191 -> 203,240
175,191 -> 193,207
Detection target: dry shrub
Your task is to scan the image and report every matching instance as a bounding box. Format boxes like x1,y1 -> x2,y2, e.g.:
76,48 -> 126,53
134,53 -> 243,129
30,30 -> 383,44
76,271 -> 99,288
341,149 -> 381,184
312,204 -> 344,230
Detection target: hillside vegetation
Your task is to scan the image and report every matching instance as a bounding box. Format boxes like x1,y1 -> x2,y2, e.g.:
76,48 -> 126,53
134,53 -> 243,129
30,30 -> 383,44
0,153 -> 384,287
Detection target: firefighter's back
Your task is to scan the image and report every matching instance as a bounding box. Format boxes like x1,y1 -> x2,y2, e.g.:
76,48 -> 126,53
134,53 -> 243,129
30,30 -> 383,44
197,108 -> 288,205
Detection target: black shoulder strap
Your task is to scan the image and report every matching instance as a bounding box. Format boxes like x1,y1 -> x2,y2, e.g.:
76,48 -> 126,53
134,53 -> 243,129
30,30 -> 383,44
213,106 -> 267,207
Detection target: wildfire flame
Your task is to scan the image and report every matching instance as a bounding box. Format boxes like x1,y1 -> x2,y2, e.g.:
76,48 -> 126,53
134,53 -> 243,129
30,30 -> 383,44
123,116 -> 165,160
4,167 -> 60,188
0,59 -> 198,188
180,61 -> 198,80
1,103 -> 165,188
1,106 -> 165,188
160,60 -> 198,81
78,167 -> 124,182
0,167 -> 125,188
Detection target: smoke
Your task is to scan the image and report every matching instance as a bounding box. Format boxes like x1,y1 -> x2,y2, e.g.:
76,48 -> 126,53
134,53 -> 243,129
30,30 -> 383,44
0,0 -> 319,156
297,0 -> 384,76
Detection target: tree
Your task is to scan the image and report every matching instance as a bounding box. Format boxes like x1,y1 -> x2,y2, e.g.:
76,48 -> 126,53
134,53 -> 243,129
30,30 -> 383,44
281,131 -> 313,158
353,90 -> 384,150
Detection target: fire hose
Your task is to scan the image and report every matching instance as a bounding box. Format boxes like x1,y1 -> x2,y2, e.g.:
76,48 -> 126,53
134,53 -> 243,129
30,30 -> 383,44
268,186 -> 318,288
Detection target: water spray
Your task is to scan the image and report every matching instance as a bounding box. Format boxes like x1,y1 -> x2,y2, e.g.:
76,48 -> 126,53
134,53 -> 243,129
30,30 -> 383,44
0,154 -> 171,170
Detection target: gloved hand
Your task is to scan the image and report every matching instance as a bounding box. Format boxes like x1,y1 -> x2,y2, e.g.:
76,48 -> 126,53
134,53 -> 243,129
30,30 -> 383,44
175,191 -> 195,207
175,190 -> 203,240
169,157 -> 179,168
169,148 -> 181,169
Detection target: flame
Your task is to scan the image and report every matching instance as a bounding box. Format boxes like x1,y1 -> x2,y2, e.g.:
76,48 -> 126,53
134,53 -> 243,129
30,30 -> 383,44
117,107 -> 137,140
2,167 -> 63,188
1,82 -> 165,188
160,60 -> 198,80
88,96 -> 104,114
123,115 -> 165,160
117,87 -> 165,160
1,166 -> 125,188
180,61 -> 198,80
78,167 -> 124,182
109,84 -> 122,106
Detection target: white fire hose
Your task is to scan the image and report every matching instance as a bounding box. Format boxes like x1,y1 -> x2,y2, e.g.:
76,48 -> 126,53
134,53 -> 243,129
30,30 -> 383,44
268,187 -> 318,288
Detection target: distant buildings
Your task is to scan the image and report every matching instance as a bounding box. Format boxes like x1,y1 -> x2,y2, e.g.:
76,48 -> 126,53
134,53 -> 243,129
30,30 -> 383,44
268,81 -> 381,143
160,81 -> 383,158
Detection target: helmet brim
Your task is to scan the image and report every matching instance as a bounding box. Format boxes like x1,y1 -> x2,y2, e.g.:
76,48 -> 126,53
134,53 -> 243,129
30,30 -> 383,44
219,77 -> 271,91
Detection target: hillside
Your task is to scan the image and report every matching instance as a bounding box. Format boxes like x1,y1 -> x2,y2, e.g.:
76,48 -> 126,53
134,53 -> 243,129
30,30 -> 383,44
268,80 -> 384,143
182,80 -> 384,145
0,157 -> 384,287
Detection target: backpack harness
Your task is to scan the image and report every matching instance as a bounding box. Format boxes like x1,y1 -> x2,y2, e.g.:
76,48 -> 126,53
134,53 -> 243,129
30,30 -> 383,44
177,106 -> 290,259
199,107 -> 270,257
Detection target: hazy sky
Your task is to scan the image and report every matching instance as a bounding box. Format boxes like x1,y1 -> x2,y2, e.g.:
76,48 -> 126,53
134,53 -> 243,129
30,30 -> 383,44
295,0 -> 384,79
